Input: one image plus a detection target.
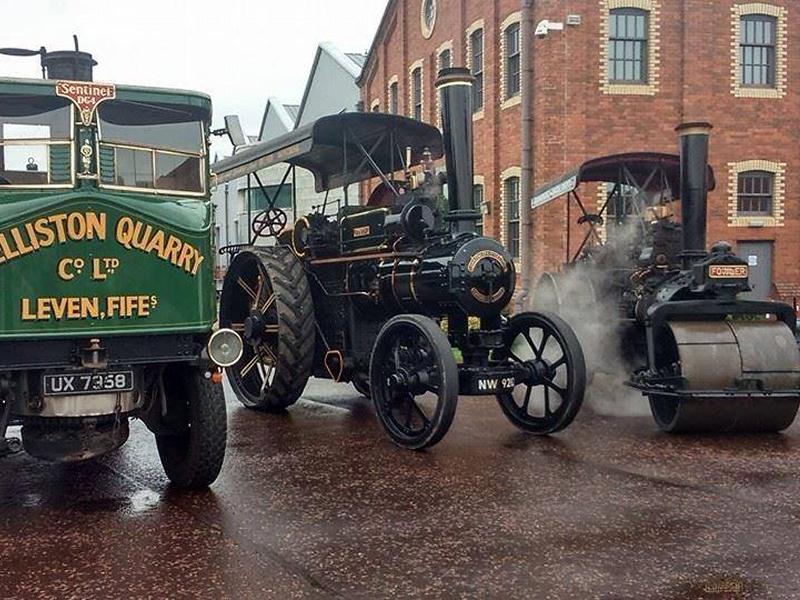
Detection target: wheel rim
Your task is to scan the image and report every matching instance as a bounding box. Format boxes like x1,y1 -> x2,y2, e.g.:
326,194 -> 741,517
498,314 -> 583,432
373,322 -> 446,444
220,253 -> 280,407
532,273 -> 562,313
352,373 -> 371,398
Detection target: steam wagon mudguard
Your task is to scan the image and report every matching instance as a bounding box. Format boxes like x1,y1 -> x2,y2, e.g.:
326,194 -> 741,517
214,68 -> 587,449
0,50 -> 239,488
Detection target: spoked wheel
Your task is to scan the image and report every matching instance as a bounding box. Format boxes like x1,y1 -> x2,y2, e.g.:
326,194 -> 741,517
495,312 -> 586,434
219,246 -> 315,411
370,315 -> 458,450
531,272 -> 563,313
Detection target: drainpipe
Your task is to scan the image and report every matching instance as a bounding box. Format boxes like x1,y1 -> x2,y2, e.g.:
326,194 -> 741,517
515,0 -> 535,312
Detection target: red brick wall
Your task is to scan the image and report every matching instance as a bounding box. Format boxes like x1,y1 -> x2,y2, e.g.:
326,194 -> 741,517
360,0 -> 800,302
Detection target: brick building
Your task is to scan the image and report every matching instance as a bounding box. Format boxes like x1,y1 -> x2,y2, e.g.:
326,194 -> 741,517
357,0 -> 800,303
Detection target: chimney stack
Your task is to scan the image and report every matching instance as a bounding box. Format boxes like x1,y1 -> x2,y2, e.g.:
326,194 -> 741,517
436,67 -> 479,234
676,122 -> 713,268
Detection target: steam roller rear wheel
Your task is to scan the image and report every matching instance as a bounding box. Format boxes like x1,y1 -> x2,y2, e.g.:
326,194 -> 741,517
531,272 -> 563,314
649,320 -> 800,433
495,312 -> 587,434
370,315 -> 458,450
219,246 -> 315,412
532,272 -> 599,383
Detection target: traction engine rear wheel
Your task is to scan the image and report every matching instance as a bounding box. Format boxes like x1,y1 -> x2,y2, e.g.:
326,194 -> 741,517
495,312 -> 586,434
370,315 -> 458,450
352,373 -> 371,399
219,246 -> 315,411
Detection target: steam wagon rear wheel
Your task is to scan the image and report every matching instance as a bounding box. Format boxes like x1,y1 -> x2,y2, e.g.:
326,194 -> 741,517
370,315 -> 458,450
495,312 -> 586,434
219,246 -> 315,412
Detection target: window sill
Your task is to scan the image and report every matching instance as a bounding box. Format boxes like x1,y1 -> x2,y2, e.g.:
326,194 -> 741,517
501,95 -> 522,110
732,86 -> 782,99
602,82 -> 656,96
728,215 -> 782,228
472,110 -> 485,122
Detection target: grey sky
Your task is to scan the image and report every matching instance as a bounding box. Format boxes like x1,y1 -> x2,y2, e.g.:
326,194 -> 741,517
1,0 -> 385,155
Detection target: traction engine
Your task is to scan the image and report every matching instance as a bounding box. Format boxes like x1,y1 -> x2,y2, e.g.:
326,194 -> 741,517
214,68 -> 587,449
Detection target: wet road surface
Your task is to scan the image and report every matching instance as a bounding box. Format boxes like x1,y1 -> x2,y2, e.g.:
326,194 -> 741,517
1,379 -> 799,599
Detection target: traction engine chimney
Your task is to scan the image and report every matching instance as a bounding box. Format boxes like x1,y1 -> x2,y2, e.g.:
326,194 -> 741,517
436,67 -> 479,234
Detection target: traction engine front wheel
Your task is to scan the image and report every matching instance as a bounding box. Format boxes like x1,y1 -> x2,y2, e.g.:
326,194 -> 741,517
495,312 -> 586,434
370,315 -> 458,450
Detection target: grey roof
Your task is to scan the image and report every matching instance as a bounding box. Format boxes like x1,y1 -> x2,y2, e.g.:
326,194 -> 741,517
346,53 -> 367,68
293,43 -> 366,129
284,104 -> 300,122
258,98 -> 300,142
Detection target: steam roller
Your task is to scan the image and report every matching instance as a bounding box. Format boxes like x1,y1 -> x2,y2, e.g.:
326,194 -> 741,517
532,122 -> 800,433
645,318 -> 800,433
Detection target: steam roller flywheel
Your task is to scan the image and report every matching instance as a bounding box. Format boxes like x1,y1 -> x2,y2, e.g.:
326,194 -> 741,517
649,320 -> 800,433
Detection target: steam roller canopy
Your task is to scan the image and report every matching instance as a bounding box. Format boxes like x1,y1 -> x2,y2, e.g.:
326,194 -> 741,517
650,320 -> 800,433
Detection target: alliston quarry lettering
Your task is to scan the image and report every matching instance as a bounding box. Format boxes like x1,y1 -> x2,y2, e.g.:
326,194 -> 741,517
115,217 -> 204,275
0,212 -> 204,275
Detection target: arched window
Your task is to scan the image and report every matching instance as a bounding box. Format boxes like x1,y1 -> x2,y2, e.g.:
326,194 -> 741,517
473,183 -> 484,236
411,67 -> 423,121
608,8 -> 649,83
504,176 -> 520,258
388,81 -> 399,115
470,28 -> 484,111
438,48 -> 451,72
504,22 -> 521,99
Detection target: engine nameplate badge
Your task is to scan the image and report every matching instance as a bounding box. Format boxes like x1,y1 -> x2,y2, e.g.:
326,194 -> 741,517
709,265 -> 748,279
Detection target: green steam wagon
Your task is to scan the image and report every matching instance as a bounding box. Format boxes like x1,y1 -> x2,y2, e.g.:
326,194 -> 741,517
0,44 -> 241,487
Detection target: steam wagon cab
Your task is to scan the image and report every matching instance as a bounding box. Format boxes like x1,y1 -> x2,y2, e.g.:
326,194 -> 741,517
214,68 -> 587,449
0,60 -> 241,487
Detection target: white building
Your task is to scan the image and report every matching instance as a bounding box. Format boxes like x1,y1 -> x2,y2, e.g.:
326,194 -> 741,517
212,43 -> 366,283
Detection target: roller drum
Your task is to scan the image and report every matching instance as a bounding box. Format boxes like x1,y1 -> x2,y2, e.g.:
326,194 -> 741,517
649,320 -> 800,433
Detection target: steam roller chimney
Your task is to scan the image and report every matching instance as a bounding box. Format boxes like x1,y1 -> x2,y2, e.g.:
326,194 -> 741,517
676,122 -> 713,269
436,67 -> 480,234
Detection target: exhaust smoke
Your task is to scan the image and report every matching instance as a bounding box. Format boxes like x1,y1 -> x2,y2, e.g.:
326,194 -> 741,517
530,219 -> 651,418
